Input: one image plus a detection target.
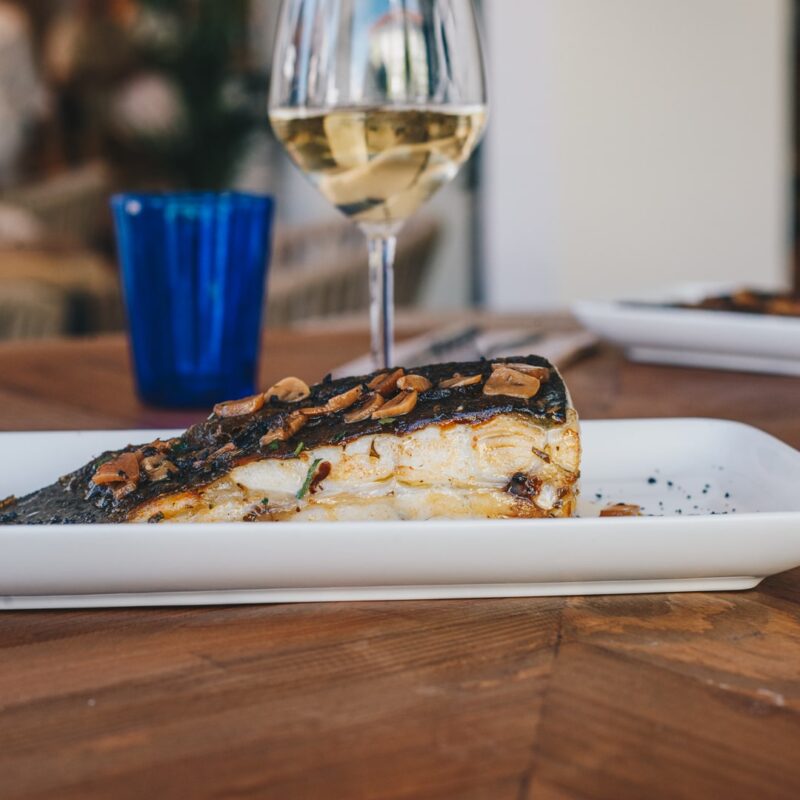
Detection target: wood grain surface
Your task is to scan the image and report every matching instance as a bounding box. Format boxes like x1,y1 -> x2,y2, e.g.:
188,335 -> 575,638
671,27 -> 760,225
1,326 -> 800,800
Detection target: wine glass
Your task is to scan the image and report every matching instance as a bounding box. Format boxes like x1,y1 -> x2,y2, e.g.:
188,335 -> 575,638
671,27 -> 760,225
269,0 -> 488,369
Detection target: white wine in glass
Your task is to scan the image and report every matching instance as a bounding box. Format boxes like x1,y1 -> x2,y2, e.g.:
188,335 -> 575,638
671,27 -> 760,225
269,1 -> 488,368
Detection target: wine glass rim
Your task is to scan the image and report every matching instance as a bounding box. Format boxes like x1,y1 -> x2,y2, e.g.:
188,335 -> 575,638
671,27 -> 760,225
268,101 -> 487,113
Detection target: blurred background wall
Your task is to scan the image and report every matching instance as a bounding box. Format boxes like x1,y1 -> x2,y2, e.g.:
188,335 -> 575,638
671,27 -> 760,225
483,0 -> 792,309
0,0 -> 794,341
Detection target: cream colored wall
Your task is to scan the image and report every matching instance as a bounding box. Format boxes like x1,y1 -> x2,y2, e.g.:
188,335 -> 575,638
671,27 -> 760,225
483,0 -> 792,309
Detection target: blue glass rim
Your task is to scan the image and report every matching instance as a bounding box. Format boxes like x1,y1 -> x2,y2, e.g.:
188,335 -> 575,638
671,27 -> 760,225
111,191 -> 274,213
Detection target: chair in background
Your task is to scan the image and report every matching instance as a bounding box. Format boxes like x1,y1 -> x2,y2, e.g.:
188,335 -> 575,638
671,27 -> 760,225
0,161 -> 123,341
0,161 -> 111,248
266,215 -> 440,326
0,280 -> 67,340
0,190 -> 440,339
0,249 -> 123,339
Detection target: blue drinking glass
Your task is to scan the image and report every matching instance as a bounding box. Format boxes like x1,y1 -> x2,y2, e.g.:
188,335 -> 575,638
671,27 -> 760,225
111,192 -> 274,408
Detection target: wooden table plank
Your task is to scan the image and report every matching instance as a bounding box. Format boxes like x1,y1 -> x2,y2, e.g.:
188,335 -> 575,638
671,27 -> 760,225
0,600 -> 562,799
526,641 -> 800,800
0,331 -> 376,431
0,326 -> 799,800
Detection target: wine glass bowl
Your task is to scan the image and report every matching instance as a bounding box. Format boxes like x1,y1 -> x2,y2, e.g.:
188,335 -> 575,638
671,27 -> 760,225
269,0 -> 488,367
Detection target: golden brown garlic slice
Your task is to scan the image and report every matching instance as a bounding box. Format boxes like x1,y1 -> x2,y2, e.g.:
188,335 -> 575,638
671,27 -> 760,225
371,389 -> 418,420
368,368 -> 405,397
149,437 -> 179,453
772,296 -> 800,315
148,464 -> 178,482
112,481 -> 138,501
92,452 -> 140,486
600,503 -> 642,517
439,373 -> 482,389
343,392 -> 385,423
483,367 -> 541,399
213,393 -> 265,418
397,374 -> 432,392
140,453 -> 179,482
259,410 -> 307,447
492,363 -> 551,382
300,385 -> 363,416
207,443 -> 237,461
264,376 -> 311,403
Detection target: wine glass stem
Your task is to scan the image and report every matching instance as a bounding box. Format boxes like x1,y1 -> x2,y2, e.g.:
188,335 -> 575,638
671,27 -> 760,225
367,234 -> 397,369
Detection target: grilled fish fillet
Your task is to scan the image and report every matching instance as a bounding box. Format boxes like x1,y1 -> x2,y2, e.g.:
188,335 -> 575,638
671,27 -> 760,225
0,357 -> 580,524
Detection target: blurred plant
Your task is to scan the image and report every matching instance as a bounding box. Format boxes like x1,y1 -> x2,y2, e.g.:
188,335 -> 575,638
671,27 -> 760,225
113,72 -> 187,140
109,0 -> 266,190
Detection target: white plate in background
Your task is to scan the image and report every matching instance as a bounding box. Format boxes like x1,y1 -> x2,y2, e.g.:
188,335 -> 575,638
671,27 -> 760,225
573,283 -> 800,376
1,419 -> 799,609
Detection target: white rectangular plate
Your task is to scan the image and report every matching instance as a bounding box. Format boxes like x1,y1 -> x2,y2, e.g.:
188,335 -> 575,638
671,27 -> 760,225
573,283 -> 800,375
2,419 -> 800,609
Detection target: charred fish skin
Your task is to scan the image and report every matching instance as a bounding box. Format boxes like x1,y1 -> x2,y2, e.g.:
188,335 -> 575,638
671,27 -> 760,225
1,356 -> 580,525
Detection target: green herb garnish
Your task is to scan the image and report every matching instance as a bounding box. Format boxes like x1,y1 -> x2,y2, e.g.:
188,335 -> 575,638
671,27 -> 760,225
296,458 -> 322,499
292,441 -> 305,457
377,417 -> 397,425
261,497 -> 269,506
267,441 -> 280,451
331,431 -> 347,443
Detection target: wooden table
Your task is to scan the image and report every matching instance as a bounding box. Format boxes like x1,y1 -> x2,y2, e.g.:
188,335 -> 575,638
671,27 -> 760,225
1,327 -> 800,800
